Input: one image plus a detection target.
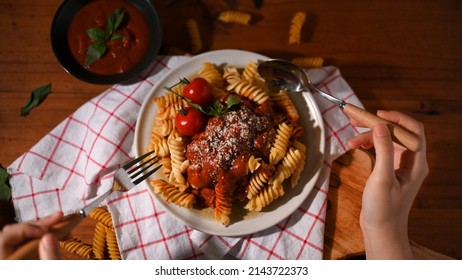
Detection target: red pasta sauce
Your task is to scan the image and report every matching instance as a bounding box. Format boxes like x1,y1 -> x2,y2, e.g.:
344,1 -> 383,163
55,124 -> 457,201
186,98 -> 277,209
67,0 -> 149,75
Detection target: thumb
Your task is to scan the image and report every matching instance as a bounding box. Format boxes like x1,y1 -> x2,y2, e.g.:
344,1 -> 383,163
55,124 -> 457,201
38,233 -> 61,260
372,123 -> 395,178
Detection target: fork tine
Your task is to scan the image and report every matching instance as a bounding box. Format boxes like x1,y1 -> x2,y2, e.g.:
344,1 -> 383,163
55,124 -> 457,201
129,156 -> 160,179
132,164 -> 163,185
123,150 -> 155,170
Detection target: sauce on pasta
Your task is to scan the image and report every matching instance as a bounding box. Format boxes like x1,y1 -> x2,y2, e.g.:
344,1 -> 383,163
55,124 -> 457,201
148,61 -> 307,226
186,97 -> 276,207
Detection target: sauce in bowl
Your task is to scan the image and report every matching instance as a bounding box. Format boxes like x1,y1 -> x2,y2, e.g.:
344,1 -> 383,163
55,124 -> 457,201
67,0 -> 149,75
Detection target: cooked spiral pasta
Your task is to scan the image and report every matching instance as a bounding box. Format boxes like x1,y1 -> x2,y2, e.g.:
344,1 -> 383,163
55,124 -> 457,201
241,61 -> 266,88
227,79 -> 269,104
159,157 -> 172,182
270,148 -> 303,188
291,124 -> 304,139
186,19 -> 202,54
289,141 -> 307,188
153,119 -> 174,137
223,67 -> 241,85
148,60 -> 308,226
215,181 -> 233,225
154,91 -> 183,112
89,207 -> 113,228
60,239 -> 94,259
157,98 -> 187,121
269,122 -> 293,165
199,62 -> 224,89
245,183 -> 284,212
151,179 -> 195,208
289,12 -> 306,44
247,163 -> 275,199
148,131 -> 169,157
218,10 -> 251,25
247,155 -> 262,173
167,131 -> 187,185
292,56 -> 324,68
272,89 -> 299,123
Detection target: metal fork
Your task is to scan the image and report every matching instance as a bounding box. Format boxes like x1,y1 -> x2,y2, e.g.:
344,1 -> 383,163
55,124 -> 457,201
8,151 -> 162,260
79,150 -> 161,217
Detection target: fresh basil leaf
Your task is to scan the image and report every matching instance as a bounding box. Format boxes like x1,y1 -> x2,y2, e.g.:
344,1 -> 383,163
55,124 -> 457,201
107,8 -> 125,36
190,102 -> 209,115
85,40 -> 107,67
110,33 -> 124,40
225,94 -> 240,108
20,84 -> 52,116
86,28 -> 106,41
113,9 -> 125,31
0,166 -> 12,202
85,8 -> 124,66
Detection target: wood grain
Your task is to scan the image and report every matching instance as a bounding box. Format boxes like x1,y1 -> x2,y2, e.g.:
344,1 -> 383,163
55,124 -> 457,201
1,0 -> 461,259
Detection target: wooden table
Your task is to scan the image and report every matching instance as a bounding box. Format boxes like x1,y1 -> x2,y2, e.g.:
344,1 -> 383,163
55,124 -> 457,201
1,0 -> 461,259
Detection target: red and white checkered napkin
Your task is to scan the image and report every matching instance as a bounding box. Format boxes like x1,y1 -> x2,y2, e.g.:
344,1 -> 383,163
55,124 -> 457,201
7,55 -> 363,260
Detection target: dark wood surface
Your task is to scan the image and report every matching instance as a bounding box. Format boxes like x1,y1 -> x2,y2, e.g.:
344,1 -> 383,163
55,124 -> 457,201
1,0 -> 461,259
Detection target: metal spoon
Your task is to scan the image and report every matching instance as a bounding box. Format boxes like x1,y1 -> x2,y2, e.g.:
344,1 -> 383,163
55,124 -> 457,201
258,59 -> 420,152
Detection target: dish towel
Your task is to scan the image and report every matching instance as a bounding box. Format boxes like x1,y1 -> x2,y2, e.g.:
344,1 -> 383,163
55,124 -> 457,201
7,55 -> 364,260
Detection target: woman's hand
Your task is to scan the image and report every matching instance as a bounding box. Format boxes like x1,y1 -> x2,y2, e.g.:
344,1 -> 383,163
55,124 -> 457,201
0,211 -> 63,260
348,110 -> 429,259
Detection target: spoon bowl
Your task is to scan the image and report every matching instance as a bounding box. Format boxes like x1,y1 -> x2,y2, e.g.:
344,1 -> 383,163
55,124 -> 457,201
258,59 -> 420,152
258,59 -> 345,107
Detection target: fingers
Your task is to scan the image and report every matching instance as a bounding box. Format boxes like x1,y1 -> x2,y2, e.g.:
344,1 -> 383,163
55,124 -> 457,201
348,131 -> 374,149
371,123 -> 395,179
35,211 -> 64,231
38,233 -> 61,260
350,110 -> 427,151
1,223 -> 45,247
349,116 -> 365,128
377,111 -> 428,178
376,110 -> 424,137
0,211 -> 63,251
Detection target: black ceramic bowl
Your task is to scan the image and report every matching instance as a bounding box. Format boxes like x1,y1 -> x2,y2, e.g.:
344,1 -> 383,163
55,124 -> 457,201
51,0 -> 162,85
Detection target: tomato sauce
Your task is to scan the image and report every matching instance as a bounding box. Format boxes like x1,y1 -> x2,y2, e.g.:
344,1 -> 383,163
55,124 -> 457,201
67,0 -> 149,75
186,98 -> 276,208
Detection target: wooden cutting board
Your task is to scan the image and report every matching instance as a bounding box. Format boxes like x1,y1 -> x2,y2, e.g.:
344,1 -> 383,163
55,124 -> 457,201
323,148 -> 371,259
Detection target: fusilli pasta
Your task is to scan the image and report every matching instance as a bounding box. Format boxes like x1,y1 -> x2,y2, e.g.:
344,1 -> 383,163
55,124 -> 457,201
148,60 -> 308,224
289,12 -> 306,44
218,10 -> 251,25
186,19 -> 202,54
292,56 -> 324,68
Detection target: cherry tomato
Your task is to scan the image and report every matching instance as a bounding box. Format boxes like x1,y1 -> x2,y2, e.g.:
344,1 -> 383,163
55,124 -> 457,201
182,77 -> 213,107
175,107 -> 207,137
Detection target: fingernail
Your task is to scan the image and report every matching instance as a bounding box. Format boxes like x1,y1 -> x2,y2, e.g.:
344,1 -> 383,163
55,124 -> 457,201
374,123 -> 389,137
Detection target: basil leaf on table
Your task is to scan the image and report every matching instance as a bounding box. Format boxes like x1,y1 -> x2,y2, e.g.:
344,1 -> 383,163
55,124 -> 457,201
0,166 -> 11,202
20,83 -> 52,116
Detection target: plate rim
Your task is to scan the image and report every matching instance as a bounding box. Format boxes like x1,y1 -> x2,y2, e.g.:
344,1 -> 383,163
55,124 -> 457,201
134,49 -> 325,236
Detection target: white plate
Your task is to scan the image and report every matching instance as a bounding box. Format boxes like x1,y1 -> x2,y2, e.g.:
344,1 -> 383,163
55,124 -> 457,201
134,49 -> 325,236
